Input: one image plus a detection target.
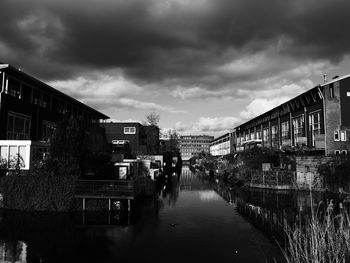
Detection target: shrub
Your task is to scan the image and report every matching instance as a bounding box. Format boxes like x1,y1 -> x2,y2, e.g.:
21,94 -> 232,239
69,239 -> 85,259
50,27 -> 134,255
0,157 -> 79,212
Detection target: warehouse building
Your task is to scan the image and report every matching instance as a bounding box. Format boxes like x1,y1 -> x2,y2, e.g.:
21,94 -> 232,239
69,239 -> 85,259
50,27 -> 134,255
234,74 -> 350,155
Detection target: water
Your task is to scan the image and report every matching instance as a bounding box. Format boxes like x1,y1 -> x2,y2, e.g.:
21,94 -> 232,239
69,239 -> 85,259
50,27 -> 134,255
2,166 -> 342,263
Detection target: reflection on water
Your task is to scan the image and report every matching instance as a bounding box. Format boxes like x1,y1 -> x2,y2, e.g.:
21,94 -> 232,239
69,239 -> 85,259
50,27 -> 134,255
2,166 -> 340,262
0,240 -> 27,263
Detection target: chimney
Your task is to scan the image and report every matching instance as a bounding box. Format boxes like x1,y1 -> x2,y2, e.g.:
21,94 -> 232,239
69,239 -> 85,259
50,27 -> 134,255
323,74 -> 328,83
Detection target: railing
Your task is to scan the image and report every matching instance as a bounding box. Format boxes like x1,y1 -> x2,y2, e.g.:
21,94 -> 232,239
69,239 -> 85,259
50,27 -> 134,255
75,180 -> 134,198
250,170 -> 296,187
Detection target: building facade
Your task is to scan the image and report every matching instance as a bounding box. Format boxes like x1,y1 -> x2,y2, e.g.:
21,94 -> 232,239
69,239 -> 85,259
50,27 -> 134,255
180,135 -> 214,160
100,122 -> 160,156
210,132 -> 236,156
0,64 -> 109,169
234,74 -> 350,156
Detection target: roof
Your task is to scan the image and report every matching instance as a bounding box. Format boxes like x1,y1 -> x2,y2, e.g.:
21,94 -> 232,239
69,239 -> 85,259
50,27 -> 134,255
212,132 -> 230,142
0,64 -> 109,119
321,74 -> 350,87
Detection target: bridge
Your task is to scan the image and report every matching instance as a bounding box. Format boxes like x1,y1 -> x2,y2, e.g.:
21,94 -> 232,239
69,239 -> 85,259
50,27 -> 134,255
75,180 -> 134,211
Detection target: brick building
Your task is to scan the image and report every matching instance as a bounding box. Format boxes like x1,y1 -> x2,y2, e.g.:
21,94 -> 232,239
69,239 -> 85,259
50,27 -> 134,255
100,122 -> 160,156
234,74 -> 350,155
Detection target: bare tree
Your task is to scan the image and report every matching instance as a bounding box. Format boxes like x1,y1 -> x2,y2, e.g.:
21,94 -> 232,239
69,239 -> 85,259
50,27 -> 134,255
144,112 -> 160,127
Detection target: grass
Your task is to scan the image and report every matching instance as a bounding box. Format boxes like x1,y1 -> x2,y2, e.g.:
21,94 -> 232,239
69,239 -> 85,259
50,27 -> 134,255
281,203 -> 350,263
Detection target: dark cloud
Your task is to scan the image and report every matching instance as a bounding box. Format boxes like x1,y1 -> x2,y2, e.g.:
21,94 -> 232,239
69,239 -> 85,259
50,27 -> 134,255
1,0 -> 350,85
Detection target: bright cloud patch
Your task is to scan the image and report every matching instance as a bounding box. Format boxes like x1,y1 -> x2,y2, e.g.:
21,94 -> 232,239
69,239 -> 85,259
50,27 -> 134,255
175,116 -> 240,136
49,71 -> 181,115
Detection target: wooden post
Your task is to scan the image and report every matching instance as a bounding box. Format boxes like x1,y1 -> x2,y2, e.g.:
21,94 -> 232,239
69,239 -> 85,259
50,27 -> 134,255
108,199 -> 111,211
276,171 -> 279,186
82,198 -> 86,211
262,171 -> 265,185
128,199 -> 131,212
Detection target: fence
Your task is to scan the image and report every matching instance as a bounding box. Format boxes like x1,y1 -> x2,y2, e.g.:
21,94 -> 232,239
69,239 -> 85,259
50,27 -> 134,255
250,170 -> 296,188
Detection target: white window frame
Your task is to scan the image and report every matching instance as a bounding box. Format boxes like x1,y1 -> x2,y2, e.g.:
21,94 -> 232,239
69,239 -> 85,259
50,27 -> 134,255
309,111 -> 321,147
263,128 -> 269,144
334,150 -> 340,155
341,150 -> 348,155
124,127 -> 136,134
340,131 -> 346,141
281,121 -> 289,143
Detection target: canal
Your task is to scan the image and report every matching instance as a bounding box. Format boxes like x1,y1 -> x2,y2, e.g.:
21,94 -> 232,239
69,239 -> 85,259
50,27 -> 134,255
0,166 -> 343,263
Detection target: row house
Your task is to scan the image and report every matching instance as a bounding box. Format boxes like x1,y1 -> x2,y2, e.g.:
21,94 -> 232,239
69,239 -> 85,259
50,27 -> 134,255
235,74 -> 350,155
0,64 -> 109,169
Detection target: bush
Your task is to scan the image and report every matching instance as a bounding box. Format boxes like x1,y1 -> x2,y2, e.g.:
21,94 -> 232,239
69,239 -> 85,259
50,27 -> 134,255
0,157 -> 79,212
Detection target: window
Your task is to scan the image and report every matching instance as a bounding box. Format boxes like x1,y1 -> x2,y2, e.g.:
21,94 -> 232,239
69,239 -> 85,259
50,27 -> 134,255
250,132 -> 255,140
340,131 -> 346,141
263,128 -> 269,144
281,121 -> 290,144
7,79 -> 22,99
0,146 -> 8,167
341,150 -> 348,155
330,86 -> 334,98
334,131 -> 339,141
33,89 -> 40,105
334,150 -> 340,155
7,112 -> 31,140
0,145 -> 27,169
42,121 -> 56,142
347,92 -> 350,97
309,111 -> 321,147
293,115 -> 305,145
256,130 -> 262,140
124,127 -> 136,134
271,125 -> 278,146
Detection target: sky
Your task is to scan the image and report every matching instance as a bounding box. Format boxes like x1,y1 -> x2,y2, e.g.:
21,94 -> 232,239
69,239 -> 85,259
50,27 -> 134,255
1,0 -> 350,137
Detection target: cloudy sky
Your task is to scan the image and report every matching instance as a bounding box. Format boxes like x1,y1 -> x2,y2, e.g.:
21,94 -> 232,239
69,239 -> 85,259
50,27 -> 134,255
1,0 -> 350,137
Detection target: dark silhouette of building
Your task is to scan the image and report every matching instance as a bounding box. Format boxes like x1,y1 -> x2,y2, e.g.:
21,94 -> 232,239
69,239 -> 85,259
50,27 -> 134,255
0,63 -> 109,169
100,122 -> 159,157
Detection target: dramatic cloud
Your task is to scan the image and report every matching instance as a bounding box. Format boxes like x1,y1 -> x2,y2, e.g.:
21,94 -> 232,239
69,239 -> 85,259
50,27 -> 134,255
2,0 -> 350,82
1,0 -> 350,134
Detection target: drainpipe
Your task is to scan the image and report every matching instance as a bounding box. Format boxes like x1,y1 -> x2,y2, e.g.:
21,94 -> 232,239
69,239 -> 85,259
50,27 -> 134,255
0,72 -> 4,114
318,86 -> 327,155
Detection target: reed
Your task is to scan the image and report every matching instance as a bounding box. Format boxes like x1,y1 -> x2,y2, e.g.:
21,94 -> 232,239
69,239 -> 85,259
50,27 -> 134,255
282,206 -> 350,263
